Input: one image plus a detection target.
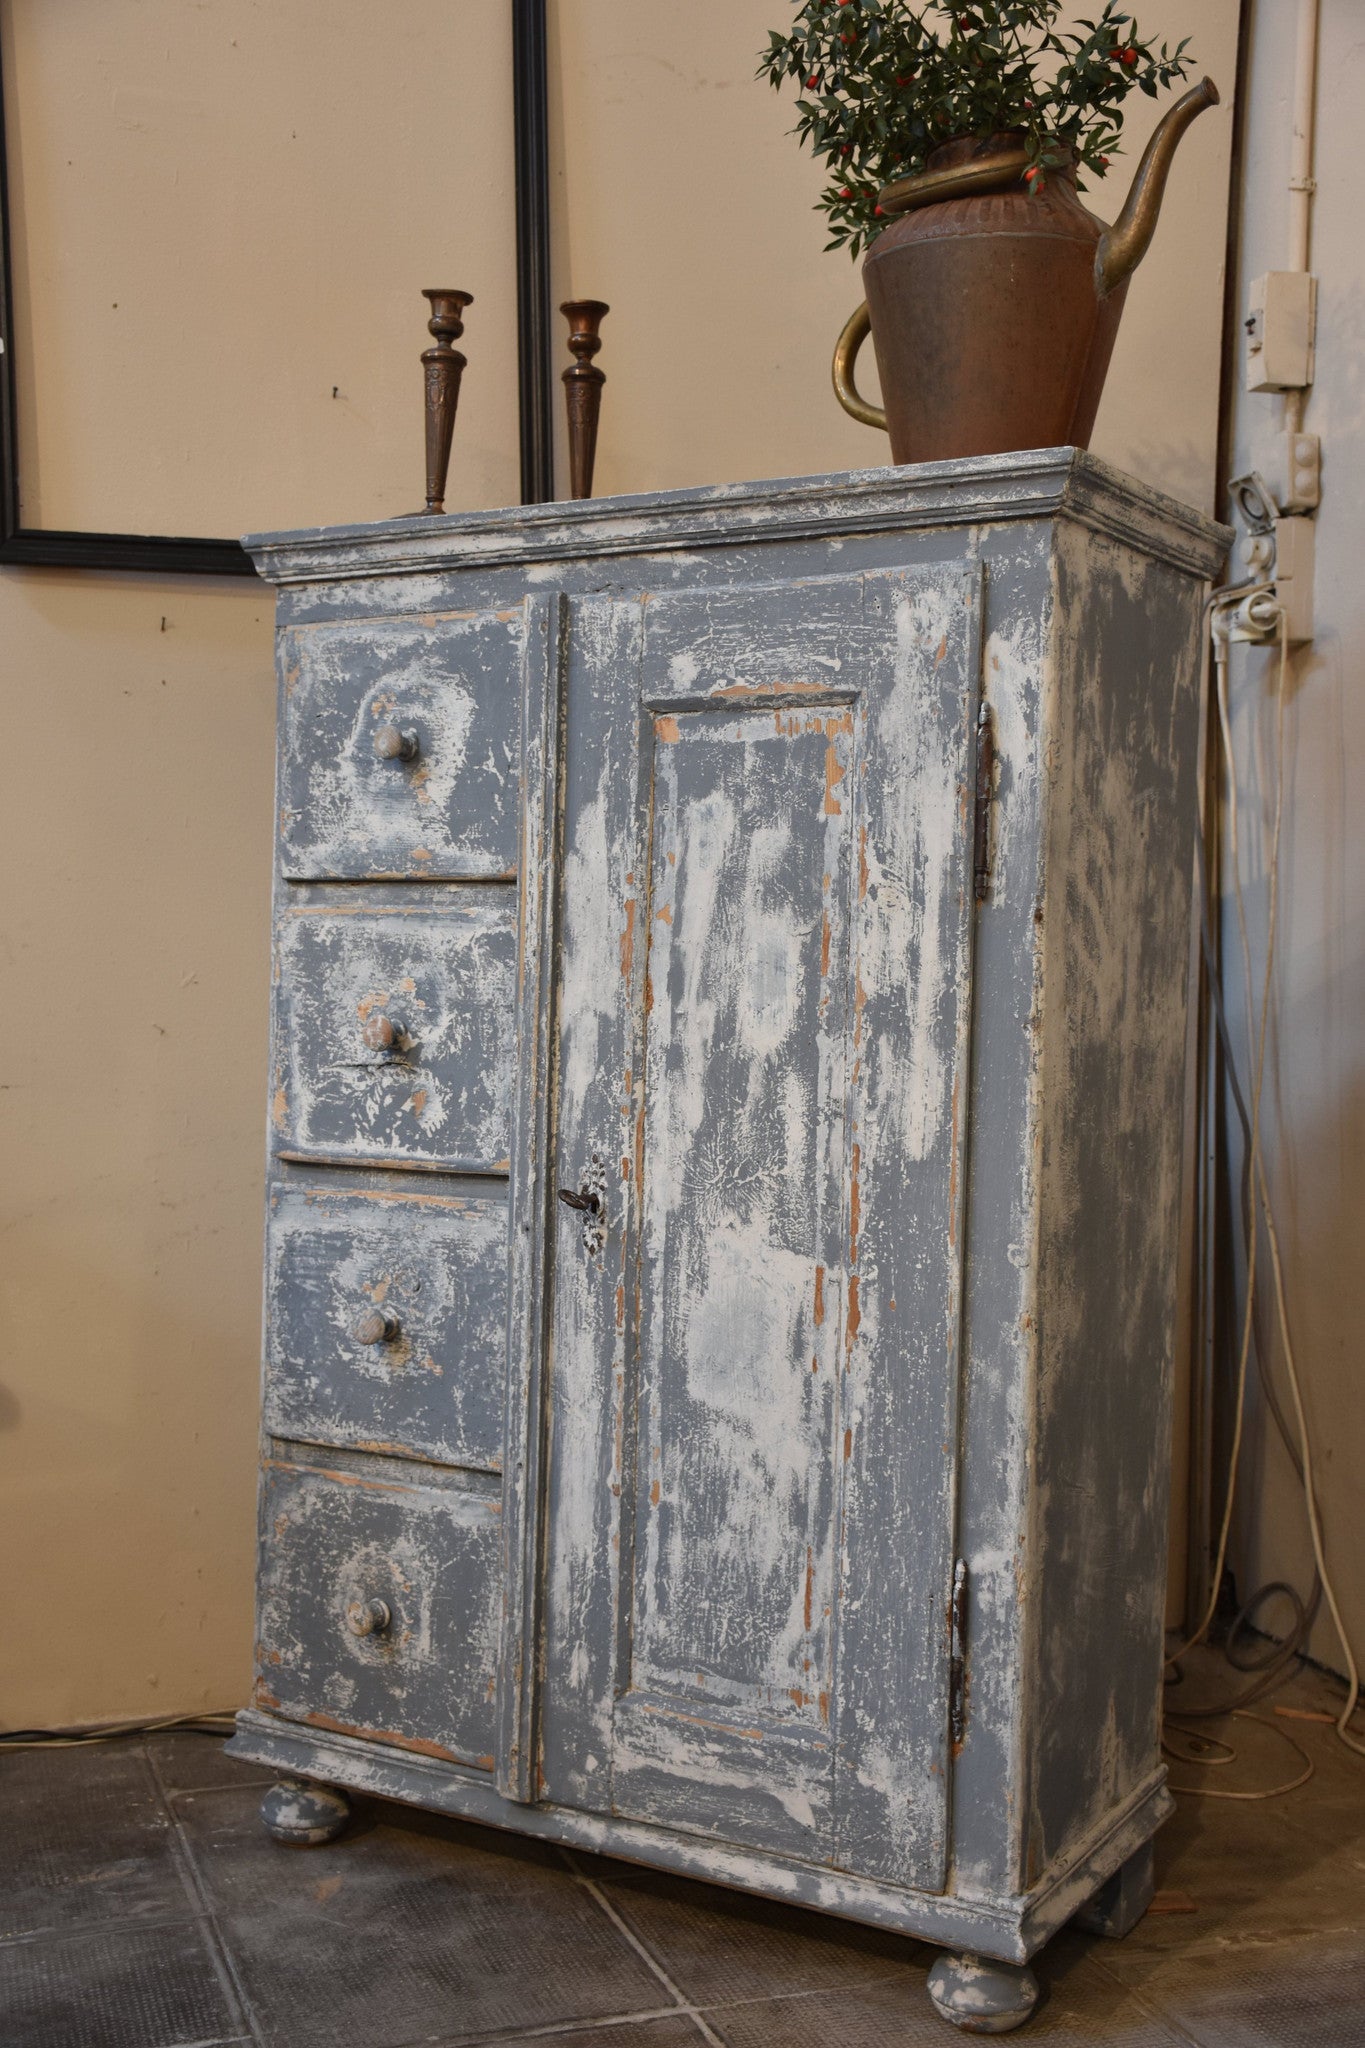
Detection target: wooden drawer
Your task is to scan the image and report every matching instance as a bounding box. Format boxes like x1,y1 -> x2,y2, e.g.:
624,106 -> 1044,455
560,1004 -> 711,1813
264,1183 -> 508,1471
254,1462 -> 501,1771
278,609 -> 523,881
271,888 -> 515,1172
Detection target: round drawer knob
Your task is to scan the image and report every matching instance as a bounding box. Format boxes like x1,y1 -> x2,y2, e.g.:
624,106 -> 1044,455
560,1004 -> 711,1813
361,1012 -> 401,1051
351,1307 -> 399,1346
373,724 -> 419,763
345,1597 -> 391,1638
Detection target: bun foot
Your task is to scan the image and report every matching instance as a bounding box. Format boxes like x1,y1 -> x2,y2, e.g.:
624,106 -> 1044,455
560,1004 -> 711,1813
260,1779 -> 351,1846
927,1952 -> 1041,2034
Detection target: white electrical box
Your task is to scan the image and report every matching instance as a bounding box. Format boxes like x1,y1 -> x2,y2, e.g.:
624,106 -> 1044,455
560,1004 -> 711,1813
1245,272 -> 1317,392
1274,514 -> 1315,645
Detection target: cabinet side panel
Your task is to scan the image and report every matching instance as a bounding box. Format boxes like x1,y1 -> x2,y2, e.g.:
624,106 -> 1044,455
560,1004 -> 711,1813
1024,527 -> 1203,1879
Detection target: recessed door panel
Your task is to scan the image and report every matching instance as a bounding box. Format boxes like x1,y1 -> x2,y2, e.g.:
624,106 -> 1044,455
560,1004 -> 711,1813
608,701 -> 852,1855
633,706 -> 852,1701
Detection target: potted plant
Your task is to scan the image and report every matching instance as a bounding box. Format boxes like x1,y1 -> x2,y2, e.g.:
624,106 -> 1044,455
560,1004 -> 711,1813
759,1 -> 1218,464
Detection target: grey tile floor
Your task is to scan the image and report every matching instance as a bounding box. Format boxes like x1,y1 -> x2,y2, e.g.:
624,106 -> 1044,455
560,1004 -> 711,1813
3,1662 -> 1363,2047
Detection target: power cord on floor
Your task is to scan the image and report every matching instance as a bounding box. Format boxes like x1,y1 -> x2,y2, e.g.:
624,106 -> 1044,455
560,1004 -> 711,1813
1163,1709 -> 1314,1799
0,1711 -> 237,1750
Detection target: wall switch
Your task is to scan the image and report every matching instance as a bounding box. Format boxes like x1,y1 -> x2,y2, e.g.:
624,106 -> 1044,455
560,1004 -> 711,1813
1245,272 -> 1317,392
1278,429 -> 1321,512
1273,514 -> 1314,644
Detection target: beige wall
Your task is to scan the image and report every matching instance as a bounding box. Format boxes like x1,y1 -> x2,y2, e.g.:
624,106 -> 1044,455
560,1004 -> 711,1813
1221,0 -> 1364,1676
0,572 -> 274,1723
3,0 -> 520,537
0,0 -> 521,1729
1,2 -> 1240,1726
548,0 -> 1238,511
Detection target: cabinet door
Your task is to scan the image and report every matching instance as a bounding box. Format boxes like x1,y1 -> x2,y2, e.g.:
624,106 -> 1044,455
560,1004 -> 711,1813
539,566 -> 980,1892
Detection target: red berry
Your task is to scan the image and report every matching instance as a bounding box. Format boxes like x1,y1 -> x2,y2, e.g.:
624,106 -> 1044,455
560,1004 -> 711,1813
840,143 -> 852,154
841,29 -> 856,43
1121,46 -> 1138,64
807,73 -> 820,86
839,186 -> 853,197
874,203 -> 884,216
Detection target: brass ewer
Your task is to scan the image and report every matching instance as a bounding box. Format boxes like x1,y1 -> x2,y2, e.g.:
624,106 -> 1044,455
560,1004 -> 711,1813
832,77 -> 1220,464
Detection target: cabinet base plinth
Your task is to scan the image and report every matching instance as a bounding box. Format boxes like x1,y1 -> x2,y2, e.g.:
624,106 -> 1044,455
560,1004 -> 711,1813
927,1953 -> 1041,2034
261,1779 -> 352,1846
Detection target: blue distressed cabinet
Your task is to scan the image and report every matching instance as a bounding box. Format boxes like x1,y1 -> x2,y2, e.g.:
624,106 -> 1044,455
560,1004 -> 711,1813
228,452 -> 1227,2033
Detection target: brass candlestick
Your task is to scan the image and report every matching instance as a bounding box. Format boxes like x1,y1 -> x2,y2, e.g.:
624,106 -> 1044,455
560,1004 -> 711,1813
560,300 -> 609,500
421,289 -> 473,514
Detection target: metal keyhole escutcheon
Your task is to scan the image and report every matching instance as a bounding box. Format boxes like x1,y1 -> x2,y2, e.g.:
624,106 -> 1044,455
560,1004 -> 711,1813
558,1153 -> 608,1254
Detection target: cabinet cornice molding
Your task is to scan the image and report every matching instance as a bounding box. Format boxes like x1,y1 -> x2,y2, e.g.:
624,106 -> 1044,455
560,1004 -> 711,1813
244,449 -> 1230,590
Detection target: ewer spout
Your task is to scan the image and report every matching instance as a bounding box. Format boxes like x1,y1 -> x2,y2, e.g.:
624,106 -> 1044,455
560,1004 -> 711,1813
1094,76 -> 1220,299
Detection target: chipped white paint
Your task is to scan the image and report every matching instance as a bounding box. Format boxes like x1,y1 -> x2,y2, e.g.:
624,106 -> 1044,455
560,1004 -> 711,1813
256,1459 -> 502,1770
272,888 -> 516,1170
633,711 -> 850,1723
238,453 -> 1228,1995
279,609 -> 523,881
265,1184 -> 508,1470
246,448 -> 1226,591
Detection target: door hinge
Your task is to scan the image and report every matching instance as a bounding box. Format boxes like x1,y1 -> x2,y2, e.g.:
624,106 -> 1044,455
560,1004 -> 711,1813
973,700 -> 994,903
948,1557 -> 969,1747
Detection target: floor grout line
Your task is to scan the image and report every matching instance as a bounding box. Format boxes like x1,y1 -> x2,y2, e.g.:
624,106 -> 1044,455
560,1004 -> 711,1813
411,1966 -> 938,2048
143,1737 -> 270,2048
559,1849 -> 726,2047
415,2003 -> 719,2046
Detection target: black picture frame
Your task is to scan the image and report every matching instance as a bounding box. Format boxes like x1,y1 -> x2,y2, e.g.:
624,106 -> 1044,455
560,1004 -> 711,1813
0,0 -> 554,576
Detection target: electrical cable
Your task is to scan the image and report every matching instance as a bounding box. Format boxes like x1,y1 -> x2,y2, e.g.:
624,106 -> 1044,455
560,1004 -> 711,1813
1224,1581 -> 1311,1671
1212,608 -> 1365,1760
1183,815 -> 1326,1718
1163,1709 -> 1314,1799
1161,587 -> 1353,1772
1196,820 -> 1317,1480
1162,601 -> 1277,1679
1166,1580 -> 1322,1719
0,1711 -> 236,1750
